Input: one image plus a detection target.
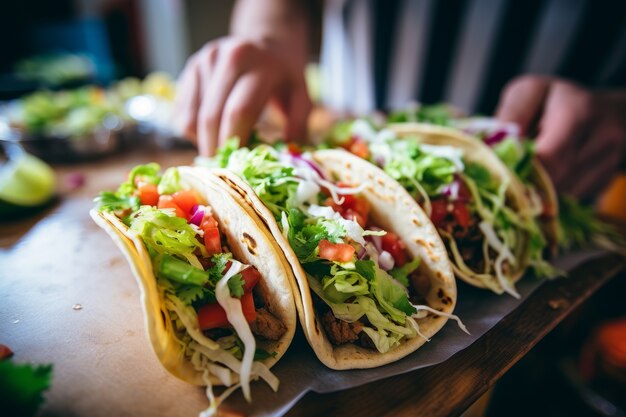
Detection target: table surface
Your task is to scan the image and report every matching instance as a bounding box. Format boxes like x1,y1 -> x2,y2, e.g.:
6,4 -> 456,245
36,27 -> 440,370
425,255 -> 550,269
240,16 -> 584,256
1,146 -> 624,417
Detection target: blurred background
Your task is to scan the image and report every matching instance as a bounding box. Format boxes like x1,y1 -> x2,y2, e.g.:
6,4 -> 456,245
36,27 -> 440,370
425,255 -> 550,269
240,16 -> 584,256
0,0 -> 233,96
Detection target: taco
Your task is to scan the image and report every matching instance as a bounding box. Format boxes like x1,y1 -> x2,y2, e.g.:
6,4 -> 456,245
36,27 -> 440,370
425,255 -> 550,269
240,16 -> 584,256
90,163 -> 297,412
197,142 -> 463,370
328,120 -> 541,297
388,105 -> 560,257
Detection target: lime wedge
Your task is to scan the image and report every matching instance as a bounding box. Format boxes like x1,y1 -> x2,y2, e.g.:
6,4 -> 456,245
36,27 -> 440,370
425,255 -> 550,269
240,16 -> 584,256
0,149 -> 56,206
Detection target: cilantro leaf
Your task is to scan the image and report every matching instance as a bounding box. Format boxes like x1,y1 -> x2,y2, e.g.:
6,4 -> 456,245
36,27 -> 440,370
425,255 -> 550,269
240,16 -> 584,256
176,285 -> 214,306
207,253 -> 232,281
354,260 -> 376,281
0,361 -> 53,417
227,273 -> 245,298
302,260 -> 332,277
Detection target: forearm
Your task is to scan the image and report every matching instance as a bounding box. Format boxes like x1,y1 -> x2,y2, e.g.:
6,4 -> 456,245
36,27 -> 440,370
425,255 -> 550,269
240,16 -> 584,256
230,0 -> 312,68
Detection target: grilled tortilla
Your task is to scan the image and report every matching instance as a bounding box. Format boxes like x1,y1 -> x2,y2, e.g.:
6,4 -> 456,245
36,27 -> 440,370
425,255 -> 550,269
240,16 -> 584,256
205,149 -> 457,370
387,123 -> 534,291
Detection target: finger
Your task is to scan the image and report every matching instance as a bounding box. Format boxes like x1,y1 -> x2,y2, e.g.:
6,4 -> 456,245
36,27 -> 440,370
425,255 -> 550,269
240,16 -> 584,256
495,75 -> 551,135
218,70 -> 276,148
563,126 -> 624,200
172,55 -> 202,142
197,41 -> 257,156
283,79 -> 312,143
535,83 -> 592,188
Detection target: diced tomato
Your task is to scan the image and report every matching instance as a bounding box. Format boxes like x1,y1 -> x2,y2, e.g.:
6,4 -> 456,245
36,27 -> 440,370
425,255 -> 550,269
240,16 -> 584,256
157,195 -> 186,218
241,266 -> 261,293
203,227 -> 222,256
137,182 -> 159,206
0,344 -> 13,360
429,198 -> 449,228
350,196 -> 370,222
382,232 -> 407,267
200,215 -> 219,231
197,292 -> 256,330
287,142 -> 302,155
452,201 -> 471,229
318,239 -> 355,263
322,182 -> 370,228
348,137 -> 370,159
172,190 -> 198,215
339,193 -> 356,208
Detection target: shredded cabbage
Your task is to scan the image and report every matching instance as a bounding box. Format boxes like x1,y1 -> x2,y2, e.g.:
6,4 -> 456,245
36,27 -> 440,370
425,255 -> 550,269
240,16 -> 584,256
214,261 -> 255,402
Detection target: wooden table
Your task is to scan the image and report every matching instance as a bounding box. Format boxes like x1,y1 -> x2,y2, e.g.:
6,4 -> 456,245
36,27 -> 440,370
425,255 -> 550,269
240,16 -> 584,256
1,146 -> 624,417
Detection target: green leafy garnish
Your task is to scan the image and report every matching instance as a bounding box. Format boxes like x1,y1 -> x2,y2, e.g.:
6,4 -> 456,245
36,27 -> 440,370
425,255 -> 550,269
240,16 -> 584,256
389,257 -> 421,287
157,167 -> 182,195
387,104 -> 454,125
286,208 -> 345,263
95,191 -> 140,213
227,273 -> 245,298
0,361 -> 53,417
558,195 -> 625,251
129,206 -> 207,265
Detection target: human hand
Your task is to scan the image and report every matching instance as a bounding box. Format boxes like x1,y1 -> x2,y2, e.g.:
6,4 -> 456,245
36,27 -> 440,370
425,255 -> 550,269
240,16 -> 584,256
496,75 -> 626,200
173,37 -> 312,156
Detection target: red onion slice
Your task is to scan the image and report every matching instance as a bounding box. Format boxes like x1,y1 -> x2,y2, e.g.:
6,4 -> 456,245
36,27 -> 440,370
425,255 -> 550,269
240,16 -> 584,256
292,153 -> 326,180
378,251 -> 395,271
484,130 -> 507,146
189,205 -> 205,226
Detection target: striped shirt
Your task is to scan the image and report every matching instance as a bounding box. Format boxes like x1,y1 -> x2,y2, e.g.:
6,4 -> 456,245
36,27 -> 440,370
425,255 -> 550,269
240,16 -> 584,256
319,0 -> 626,115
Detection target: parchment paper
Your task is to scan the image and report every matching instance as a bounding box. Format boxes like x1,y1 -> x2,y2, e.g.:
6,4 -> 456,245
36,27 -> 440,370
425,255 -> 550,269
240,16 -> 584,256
222,248 -> 610,417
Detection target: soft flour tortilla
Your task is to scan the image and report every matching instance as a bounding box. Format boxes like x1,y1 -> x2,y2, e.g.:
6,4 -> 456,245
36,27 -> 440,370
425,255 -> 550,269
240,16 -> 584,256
90,168 -> 297,385
206,149 -> 457,370
387,122 -> 534,290
529,159 -> 560,255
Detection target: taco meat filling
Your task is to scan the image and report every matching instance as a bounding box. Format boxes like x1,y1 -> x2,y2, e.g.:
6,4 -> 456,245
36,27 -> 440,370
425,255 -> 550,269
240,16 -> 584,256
417,181 -> 512,277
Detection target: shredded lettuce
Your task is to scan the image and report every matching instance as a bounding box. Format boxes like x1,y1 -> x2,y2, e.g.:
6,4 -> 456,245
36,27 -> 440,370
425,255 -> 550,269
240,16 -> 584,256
157,167 -> 182,195
129,206 -> 207,267
213,145 -> 299,219
117,163 -> 161,196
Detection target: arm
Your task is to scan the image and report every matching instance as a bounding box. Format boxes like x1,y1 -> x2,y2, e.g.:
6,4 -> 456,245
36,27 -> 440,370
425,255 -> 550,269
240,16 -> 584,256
174,0 -> 315,156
